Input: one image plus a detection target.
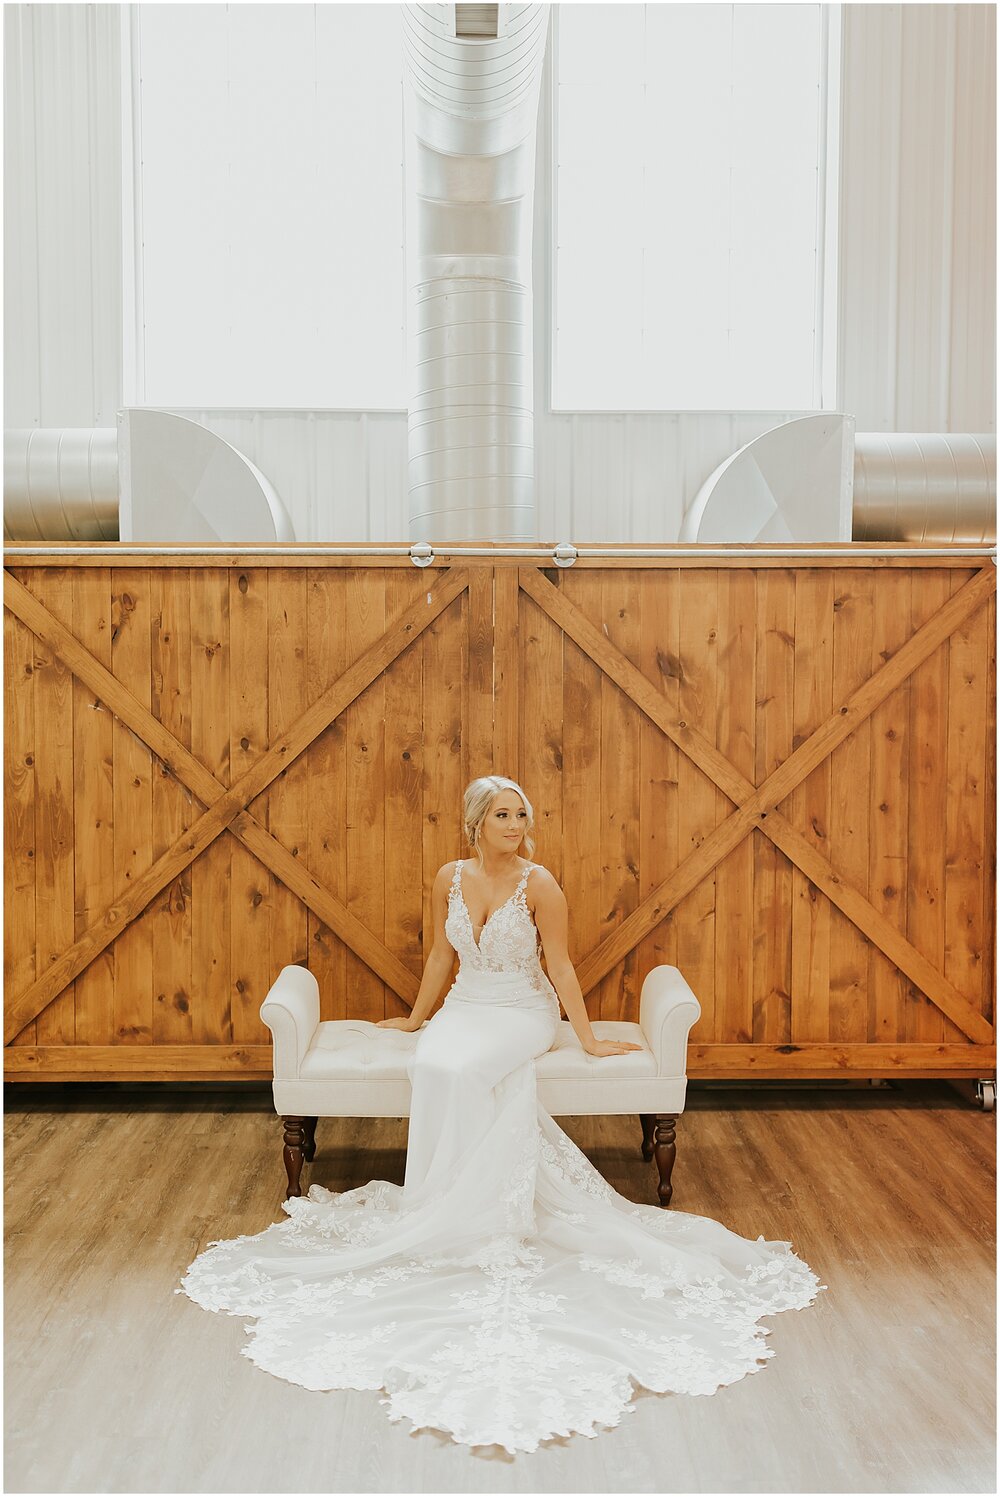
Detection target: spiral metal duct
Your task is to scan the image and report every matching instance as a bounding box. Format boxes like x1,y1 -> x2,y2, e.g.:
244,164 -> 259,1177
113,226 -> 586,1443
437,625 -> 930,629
4,428 -> 120,541
852,432 -> 996,542
402,3 -> 550,544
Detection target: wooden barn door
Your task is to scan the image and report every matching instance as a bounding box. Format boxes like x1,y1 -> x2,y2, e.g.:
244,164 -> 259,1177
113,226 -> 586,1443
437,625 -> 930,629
502,562 -> 996,1081
4,554 -> 996,1082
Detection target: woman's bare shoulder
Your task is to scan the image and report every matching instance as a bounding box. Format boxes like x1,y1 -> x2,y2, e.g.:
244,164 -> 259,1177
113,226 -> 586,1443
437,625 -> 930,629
525,864 -> 563,896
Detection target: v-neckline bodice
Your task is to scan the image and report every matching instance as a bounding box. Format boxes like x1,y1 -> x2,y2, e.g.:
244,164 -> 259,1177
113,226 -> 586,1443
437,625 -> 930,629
456,860 -> 533,953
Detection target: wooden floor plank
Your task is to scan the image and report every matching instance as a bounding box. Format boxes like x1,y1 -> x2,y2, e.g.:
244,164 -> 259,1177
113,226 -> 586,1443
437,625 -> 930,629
3,1081 -> 994,1494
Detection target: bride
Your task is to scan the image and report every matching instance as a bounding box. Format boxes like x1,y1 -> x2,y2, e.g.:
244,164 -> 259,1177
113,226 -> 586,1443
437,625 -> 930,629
177,774 -> 825,1453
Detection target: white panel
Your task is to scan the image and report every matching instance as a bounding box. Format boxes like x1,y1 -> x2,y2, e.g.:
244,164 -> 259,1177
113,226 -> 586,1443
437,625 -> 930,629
135,3 -> 405,409
3,3 -> 122,427
554,2 -> 825,411
838,2 -> 996,432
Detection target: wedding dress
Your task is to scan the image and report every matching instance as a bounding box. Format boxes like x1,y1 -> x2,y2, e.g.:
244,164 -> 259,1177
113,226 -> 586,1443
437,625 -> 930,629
177,859 -> 825,1453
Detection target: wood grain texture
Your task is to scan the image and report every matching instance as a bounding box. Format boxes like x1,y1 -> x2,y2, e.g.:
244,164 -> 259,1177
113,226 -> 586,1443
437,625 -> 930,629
190,568 -> 231,1045
4,557 -> 994,1082
32,570 -> 76,1045
753,570 -> 795,1044
111,568 -> 154,1044
151,568 -> 194,1046
4,582 -> 37,1046
230,568 -> 270,1043
72,568 -> 114,1045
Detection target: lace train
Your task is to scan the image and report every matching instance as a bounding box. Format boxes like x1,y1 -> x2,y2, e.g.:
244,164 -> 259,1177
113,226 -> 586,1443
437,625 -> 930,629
177,1100 -> 825,1453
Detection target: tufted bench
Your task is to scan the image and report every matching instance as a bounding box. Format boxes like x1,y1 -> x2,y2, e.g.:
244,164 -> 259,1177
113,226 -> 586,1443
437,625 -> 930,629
259,963 -> 701,1207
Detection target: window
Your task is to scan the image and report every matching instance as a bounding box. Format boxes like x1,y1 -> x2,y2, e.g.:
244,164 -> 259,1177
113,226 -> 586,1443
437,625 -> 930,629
553,3 -> 837,411
131,3 -> 405,408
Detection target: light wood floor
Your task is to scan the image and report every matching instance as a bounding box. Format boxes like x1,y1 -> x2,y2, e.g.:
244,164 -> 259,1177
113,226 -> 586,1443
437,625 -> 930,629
4,1079 -> 995,1494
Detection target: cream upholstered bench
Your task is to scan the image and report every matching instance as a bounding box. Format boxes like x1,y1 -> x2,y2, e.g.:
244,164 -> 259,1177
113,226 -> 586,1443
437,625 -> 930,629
260,963 -> 701,1208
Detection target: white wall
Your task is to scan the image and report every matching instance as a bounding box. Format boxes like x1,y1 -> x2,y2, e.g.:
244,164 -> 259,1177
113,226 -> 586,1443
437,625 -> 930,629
4,3 -> 995,542
4,3 -> 122,427
838,2 -> 996,432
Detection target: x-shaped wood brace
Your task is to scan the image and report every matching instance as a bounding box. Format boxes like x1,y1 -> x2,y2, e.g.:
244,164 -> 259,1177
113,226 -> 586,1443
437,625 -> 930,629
517,566 -> 995,1046
4,562 -> 994,1047
4,568 -> 468,1043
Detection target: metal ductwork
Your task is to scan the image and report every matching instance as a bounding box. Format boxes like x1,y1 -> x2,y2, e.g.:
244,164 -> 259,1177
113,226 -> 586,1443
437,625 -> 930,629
4,428 -> 120,541
681,419 -> 996,545
3,414 -> 295,543
852,432 -> 996,543
402,2 -> 550,545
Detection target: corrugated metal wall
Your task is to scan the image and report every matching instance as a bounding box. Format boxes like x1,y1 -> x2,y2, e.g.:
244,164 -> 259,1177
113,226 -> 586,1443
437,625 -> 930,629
838,2 -> 996,432
4,3 -> 996,542
3,2 -> 122,428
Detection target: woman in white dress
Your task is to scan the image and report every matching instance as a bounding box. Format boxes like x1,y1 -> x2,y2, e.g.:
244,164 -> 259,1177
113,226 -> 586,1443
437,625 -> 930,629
178,775 -> 825,1454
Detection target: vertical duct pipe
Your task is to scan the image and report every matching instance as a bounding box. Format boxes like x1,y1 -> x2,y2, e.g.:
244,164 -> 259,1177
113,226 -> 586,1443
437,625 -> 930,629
402,3 -> 550,544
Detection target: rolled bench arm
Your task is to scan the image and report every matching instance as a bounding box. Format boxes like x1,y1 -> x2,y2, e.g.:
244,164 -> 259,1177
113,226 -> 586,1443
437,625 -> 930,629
260,964 -> 321,1081
638,965 -> 702,1076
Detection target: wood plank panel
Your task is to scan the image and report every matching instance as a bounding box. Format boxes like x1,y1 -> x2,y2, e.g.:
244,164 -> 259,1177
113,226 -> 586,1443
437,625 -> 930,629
72,569 -> 114,1045
752,569 -> 795,1043
4,586 -> 37,1045
265,569 -> 309,999
493,569 -> 519,775
230,568 -> 270,1043
673,569 -> 722,1041
944,570 -> 989,1021
345,571 -> 387,1022
384,570 -> 426,1012
714,569 -> 755,1044
868,570 -> 912,1043
464,568 -> 494,780
638,568 -> 680,981
32,569 -> 76,1044
8,1040 -> 992,1081
788,570 -> 835,1043
3,555 -> 994,1083
828,570 -> 875,1042
559,572 -> 604,1009
983,592 -> 997,1028
421,583 -> 464,1007
150,569 -> 194,1046
305,572 -> 348,1020
189,569 -> 231,1044
111,569 -> 153,1043
906,571 -> 954,1042
598,570 -> 641,1020
519,586 -> 564,881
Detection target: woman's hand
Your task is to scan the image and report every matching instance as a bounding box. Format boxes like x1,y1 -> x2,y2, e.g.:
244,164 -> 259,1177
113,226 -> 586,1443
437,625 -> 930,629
375,1017 -> 421,1032
583,1037 -> 645,1058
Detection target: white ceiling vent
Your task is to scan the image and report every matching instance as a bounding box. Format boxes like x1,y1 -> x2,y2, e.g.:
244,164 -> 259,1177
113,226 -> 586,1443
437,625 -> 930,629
455,5 -> 500,38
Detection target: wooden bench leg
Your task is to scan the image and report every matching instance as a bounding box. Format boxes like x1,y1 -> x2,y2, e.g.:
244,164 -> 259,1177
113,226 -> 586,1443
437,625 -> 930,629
302,1116 -> 317,1162
652,1114 -> 677,1208
282,1116 -> 306,1198
640,1113 -> 655,1161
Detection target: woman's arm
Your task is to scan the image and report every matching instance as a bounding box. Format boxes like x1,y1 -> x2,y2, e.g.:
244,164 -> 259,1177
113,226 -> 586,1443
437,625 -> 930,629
376,862 -> 456,1031
532,870 -> 643,1057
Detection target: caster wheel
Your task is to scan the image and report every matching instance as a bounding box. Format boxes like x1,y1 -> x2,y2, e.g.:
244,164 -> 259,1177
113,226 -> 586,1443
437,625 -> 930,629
974,1079 -> 996,1112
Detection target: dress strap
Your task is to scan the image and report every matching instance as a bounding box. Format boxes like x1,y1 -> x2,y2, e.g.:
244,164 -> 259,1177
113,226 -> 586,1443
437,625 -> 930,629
449,859 -> 464,896
515,862 -> 535,897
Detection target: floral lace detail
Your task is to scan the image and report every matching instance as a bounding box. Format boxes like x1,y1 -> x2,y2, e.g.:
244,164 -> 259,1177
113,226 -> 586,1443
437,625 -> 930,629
577,1254 -> 686,1299
538,1128 -> 619,1202
379,1236 -> 637,1454
501,1115 -> 540,1234
445,861 -> 559,1012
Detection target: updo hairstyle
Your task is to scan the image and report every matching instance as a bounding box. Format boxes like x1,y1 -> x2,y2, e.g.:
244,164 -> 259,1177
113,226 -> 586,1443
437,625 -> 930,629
462,775 -> 535,866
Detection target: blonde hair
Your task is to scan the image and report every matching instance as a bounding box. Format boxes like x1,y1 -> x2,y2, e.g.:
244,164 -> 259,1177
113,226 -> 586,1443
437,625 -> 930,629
463,775 -> 535,865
